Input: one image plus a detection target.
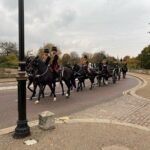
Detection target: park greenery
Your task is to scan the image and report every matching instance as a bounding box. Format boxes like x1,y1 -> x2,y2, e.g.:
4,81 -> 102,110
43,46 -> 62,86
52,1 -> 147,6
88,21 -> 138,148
0,42 -> 18,68
0,41 -> 150,69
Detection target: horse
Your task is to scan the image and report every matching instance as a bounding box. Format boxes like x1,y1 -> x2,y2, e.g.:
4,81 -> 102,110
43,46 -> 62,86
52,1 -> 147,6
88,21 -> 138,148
61,66 -> 76,97
31,57 -> 56,104
114,63 -> 121,80
73,64 -> 86,92
121,63 -> 128,79
25,56 -> 39,99
73,64 -> 97,90
96,63 -> 117,85
31,57 -> 76,103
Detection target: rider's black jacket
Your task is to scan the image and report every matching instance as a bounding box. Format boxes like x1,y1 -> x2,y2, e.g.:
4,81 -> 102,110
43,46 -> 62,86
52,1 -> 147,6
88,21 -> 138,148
45,56 -> 51,66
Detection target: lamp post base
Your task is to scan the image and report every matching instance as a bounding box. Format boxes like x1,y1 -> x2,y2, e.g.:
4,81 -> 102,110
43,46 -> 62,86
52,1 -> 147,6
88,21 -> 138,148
13,120 -> 30,138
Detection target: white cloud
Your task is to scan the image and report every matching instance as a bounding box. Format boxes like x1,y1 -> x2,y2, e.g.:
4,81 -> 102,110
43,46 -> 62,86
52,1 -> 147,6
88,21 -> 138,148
0,0 -> 150,57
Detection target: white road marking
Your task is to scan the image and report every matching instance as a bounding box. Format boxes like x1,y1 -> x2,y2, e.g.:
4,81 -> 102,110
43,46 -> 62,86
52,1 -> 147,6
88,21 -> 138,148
0,86 -> 17,90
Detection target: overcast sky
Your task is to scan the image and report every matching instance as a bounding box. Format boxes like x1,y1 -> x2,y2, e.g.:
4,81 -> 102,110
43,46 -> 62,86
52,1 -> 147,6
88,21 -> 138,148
0,0 -> 150,57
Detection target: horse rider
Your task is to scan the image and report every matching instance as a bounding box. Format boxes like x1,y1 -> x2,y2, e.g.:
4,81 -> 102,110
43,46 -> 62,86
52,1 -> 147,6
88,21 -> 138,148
51,46 -> 60,79
101,58 -> 109,85
83,55 -> 90,74
42,48 -> 51,66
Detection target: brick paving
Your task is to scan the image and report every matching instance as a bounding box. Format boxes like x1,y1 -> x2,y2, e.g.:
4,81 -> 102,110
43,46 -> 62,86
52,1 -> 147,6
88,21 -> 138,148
71,95 -> 150,128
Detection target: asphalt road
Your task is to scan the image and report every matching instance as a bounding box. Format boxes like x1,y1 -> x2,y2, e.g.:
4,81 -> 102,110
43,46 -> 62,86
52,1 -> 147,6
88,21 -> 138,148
0,75 -> 138,129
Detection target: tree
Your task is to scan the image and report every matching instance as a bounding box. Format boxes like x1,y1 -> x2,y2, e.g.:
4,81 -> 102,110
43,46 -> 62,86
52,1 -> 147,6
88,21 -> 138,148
123,55 -> 130,62
137,45 -> 150,69
61,53 -> 71,65
92,52 -> 106,64
0,53 -> 18,68
127,57 -> 140,69
70,51 -> 80,65
106,55 -> 116,64
0,41 -> 18,56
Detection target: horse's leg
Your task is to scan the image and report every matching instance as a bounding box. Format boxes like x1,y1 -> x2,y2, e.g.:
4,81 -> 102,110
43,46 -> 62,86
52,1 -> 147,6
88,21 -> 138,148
41,85 -> 46,98
64,80 -> 70,98
77,81 -> 80,92
89,77 -> 93,90
60,80 -> 64,96
49,82 -> 56,101
81,81 -> 83,91
30,81 -> 37,100
98,76 -> 101,87
49,83 -> 53,97
83,80 -> 85,88
27,79 -> 33,93
35,84 -> 42,104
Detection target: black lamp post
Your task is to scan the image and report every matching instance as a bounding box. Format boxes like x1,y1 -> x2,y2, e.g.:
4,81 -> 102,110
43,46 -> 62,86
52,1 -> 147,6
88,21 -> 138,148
13,0 -> 30,138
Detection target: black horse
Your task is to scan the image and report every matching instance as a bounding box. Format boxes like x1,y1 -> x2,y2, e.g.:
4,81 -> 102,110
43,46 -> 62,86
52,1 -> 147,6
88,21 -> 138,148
25,56 -> 39,99
31,57 -> 56,103
26,56 -> 66,101
114,63 -> 121,80
61,66 -> 76,96
73,64 -> 97,90
121,63 -> 128,78
31,57 -> 76,103
73,64 -> 86,91
96,63 -> 117,85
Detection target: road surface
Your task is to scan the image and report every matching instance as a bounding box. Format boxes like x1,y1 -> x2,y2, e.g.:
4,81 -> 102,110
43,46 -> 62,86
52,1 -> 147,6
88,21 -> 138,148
0,75 -> 138,129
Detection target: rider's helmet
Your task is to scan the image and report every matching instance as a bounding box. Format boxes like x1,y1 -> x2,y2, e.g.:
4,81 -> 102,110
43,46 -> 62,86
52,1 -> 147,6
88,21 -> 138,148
51,46 -> 58,55
52,46 -> 57,52
44,48 -> 49,54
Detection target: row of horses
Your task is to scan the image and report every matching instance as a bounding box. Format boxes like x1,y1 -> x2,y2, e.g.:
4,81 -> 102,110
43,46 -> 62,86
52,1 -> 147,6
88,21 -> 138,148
26,56 -> 128,104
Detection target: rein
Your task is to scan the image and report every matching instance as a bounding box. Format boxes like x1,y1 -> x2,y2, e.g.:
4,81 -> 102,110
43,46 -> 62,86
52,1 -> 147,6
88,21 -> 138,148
36,65 -> 50,78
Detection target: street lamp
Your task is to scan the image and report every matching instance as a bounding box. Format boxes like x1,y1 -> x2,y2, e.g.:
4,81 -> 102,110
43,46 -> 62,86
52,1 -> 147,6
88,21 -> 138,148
13,0 -> 30,138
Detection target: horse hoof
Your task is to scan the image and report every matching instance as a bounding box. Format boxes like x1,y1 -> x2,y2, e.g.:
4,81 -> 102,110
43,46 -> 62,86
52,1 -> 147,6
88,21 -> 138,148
62,93 -> 65,96
53,97 -> 57,101
35,100 -> 39,104
66,93 -> 69,98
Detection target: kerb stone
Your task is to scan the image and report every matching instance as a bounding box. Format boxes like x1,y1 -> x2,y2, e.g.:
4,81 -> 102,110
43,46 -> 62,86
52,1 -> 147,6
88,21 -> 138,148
38,111 -> 55,130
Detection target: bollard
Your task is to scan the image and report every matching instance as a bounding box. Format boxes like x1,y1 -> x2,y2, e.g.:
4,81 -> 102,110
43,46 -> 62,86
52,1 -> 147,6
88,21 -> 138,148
39,111 -> 55,130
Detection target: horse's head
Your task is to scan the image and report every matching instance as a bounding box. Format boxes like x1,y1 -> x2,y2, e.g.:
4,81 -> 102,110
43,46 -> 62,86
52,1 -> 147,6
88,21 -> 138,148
25,56 -> 36,74
32,56 -> 47,74
73,64 -> 80,72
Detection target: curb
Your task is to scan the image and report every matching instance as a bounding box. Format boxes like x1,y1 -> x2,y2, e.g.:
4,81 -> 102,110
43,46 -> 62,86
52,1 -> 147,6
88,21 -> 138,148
123,73 -> 149,101
1,118 -> 150,136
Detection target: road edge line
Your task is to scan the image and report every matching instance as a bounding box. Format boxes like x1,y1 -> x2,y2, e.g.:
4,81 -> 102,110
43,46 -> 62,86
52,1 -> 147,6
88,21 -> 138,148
123,73 -> 149,101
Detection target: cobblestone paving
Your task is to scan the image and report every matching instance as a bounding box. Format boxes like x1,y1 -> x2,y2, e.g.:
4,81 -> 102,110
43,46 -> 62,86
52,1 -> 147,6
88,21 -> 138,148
71,95 -> 150,128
